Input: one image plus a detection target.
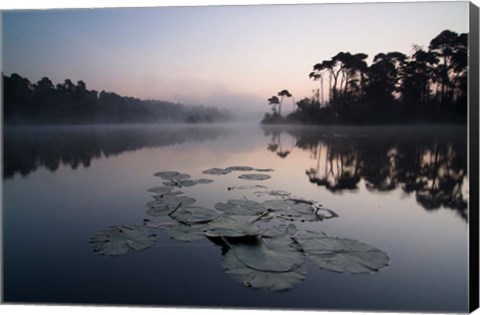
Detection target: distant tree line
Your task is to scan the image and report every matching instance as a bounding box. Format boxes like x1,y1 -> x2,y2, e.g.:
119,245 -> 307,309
3,73 -> 230,124
263,30 -> 468,125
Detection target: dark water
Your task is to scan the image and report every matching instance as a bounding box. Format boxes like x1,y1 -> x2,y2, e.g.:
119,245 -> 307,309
2,124 -> 469,312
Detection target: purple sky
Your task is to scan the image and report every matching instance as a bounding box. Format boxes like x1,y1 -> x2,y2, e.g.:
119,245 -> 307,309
2,1 -> 470,114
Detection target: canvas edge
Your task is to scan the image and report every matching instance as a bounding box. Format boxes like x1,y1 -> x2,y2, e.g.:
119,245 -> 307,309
469,1 -> 480,313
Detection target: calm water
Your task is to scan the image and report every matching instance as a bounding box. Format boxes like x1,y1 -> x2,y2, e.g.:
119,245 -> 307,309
2,124 -> 469,312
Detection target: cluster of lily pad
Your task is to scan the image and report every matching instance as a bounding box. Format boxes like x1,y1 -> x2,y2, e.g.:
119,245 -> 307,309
202,165 -> 273,181
153,171 -> 214,188
89,166 -> 389,292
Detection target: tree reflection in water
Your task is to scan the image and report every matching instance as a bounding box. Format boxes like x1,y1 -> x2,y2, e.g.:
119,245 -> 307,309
263,126 -> 468,221
3,125 -> 226,179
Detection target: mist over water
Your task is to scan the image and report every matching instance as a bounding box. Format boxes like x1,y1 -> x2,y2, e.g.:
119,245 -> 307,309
3,124 -> 468,311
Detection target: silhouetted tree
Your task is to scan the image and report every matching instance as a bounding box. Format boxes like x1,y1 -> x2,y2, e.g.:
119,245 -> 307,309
277,89 -> 292,116
366,52 -> 406,102
3,73 -> 34,119
347,53 -> 369,100
267,96 -> 280,114
429,30 -> 460,105
263,30 -> 467,125
401,48 -> 436,103
309,69 -> 324,106
3,73 -> 230,124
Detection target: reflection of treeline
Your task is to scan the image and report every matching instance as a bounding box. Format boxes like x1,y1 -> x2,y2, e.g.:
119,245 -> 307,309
3,126 -> 227,179
264,126 -> 468,220
3,74 -> 230,124
263,30 -> 468,125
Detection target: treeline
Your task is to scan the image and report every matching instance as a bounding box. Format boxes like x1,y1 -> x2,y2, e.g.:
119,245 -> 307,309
3,74 -> 230,124
263,30 -> 468,125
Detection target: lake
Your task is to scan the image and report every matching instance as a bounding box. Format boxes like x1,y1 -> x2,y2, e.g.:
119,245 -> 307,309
2,124 -> 469,312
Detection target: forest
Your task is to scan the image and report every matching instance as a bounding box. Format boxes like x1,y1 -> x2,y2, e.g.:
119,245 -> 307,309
263,30 -> 468,125
2,74 -> 230,124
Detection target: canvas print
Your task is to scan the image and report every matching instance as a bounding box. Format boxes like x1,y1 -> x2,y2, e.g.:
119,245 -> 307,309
1,1 -> 478,314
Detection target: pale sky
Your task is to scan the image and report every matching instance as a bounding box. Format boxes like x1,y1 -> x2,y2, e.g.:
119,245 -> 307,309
1,1 -> 470,114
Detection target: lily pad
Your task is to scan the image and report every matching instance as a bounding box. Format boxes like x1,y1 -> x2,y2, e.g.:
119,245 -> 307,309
289,198 -> 317,205
294,231 -> 389,274
204,216 -> 264,238
153,171 -> 179,178
170,173 -> 191,180
163,178 -> 213,188
152,190 -> 185,198
222,249 -> 306,291
314,208 -> 339,219
166,223 -> 208,242
146,186 -> 173,194
195,179 -> 214,184
254,190 -> 291,198
254,168 -> 275,172
89,225 -> 156,256
226,166 -> 254,171
170,206 -> 220,224
155,172 -> 191,181
214,199 -> 266,216
227,185 -> 268,191
232,236 -> 305,272
262,199 -> 333,222
146,195 -> 197,216
262,199 -> 315,215
262,224 -> 297,238
143,218 -> 175,229
163,179 -> 197,188
202,168 -> 231,175
238,174 -> 271,181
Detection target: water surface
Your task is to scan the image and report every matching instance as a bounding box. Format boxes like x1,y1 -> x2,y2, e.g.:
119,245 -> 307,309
3,124 -> 469,312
